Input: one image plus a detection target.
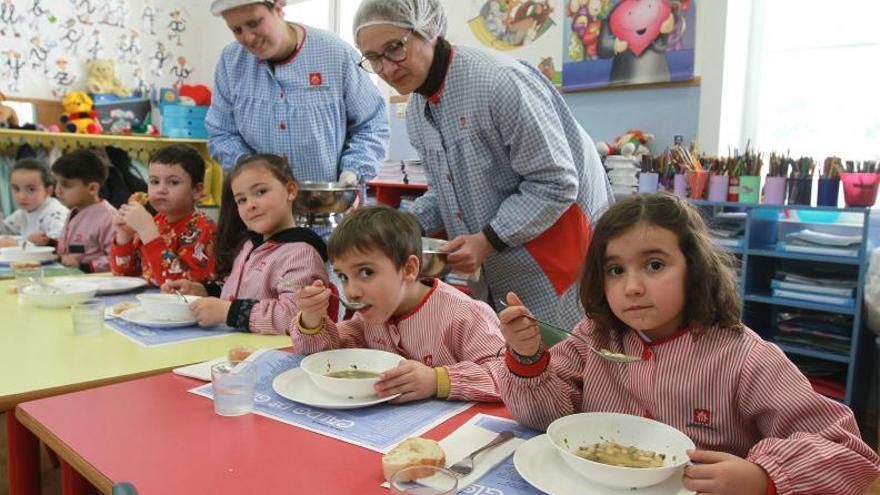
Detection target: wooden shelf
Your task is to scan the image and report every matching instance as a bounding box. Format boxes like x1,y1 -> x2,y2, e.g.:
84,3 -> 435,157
0,128 -> 206,145
561,76 -> 701,94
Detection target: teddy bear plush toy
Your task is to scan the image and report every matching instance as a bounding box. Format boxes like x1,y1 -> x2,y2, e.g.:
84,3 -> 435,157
596,129 -> 654,159
60,91 -> 102,134
86,60 -> 131,97
0,90 -> 20,128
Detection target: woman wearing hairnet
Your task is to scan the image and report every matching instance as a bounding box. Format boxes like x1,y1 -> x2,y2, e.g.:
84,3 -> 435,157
354,0 -> 613,328
207,0 -> 389,189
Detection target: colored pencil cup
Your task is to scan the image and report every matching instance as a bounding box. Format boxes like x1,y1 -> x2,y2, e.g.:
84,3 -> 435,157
687,171 -> 709,199
840,172 -> 880,207
787,178 -> 812,206
673,173 -> 687,197
763,176 -> 787,205
738,175 -> 760,203
707,175 -> 729,202
816,178 -> 840,207
727,176 -> 740,202
638,172 -> 659,193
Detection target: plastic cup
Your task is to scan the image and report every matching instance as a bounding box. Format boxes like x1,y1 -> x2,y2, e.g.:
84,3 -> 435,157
390,466 -> 459,495
726,176 -> 740,202
738,175 -> 760,203
687,171 -> 710,199
211,361 -> 256,416
840,172 -> 880,207
762,176 -> 787,205
638,172 -> 659,193
816,178 -> 840,207
14,267 -> 43,292
71,300 -> 105,337
707,174 -> 729,202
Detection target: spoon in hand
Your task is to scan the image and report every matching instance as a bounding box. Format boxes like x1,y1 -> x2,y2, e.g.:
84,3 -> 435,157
280,279 -> 371,311
497,300 -> 642,363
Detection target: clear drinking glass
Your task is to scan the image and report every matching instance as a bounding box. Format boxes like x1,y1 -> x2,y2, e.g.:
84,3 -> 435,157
14,267 -> 43,292
211,360 -> 256,416
389,466 -> 459,495
71,300 -> 106,337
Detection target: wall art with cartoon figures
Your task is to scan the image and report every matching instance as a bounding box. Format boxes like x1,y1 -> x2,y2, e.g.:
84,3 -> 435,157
562,0 -> 695,90
0,0 -> 201,100
445,0 -> 565,85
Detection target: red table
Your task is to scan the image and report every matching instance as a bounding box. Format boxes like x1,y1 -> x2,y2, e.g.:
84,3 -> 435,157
16,373 -> 508,494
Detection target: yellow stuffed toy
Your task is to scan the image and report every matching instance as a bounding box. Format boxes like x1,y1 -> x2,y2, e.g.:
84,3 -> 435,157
60,92 -> 102,134
86,60 -> 131,97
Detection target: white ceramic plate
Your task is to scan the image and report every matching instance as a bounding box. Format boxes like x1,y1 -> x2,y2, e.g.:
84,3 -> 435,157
92,276 -> 148,295
0,253 -> 57,265
513,435 -> 693,495
119,306 -> 197,328
271,367 -> 400,410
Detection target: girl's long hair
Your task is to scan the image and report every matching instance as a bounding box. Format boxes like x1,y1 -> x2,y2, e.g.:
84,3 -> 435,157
214,154 -> 296,280
579,193 -> 742,346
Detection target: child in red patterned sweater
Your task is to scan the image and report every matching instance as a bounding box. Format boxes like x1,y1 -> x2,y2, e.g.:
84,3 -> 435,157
496,194 -> 879,495
110,144 -> 215,286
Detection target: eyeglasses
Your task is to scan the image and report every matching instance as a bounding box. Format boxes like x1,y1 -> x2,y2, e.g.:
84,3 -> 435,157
357,30 -> 414,74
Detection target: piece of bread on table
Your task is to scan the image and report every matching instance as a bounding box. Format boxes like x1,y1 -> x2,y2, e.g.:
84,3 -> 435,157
128,191 -> 149,206
11,261 -> 40,270
0,236 -> 18,248
382,437 -> 445,482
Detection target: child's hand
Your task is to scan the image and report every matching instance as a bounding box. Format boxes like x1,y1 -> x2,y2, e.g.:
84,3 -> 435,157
188,297 -> 231,327
27,231 -> 50,246
113,210 -> 136,244
60,254 -> 82,267
684,449 -> 769,495
375,359 -> 436,403
161,279 -> 207,296
295,280 -> 330,329
117,202 -> 159,244
498,292 -> 541,357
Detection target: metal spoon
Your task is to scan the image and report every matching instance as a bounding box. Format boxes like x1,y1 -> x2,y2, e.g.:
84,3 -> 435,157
280,279 -> 371,311
496,300 -> 642,363
172,288 -> 188,303
328,291 -> 371,311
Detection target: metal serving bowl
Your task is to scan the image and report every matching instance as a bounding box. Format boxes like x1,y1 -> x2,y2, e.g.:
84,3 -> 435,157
421,237 -> 450,278
294,182 -> 358,216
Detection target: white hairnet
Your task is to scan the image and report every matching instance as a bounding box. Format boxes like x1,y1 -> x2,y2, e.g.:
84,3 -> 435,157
353,0 -> 447,45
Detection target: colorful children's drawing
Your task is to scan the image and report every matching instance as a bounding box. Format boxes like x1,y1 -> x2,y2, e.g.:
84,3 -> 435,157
167,9 -> 185,47
143,0 -> 156,35
29,0 -> 51,29
117,29 -> 141,65
75,0 -> 96,25
1,0 -> 23,37
28,35 -> 50,73
468,0 -> 555,51
51,58 -> 76,97
562,0 -> 695,90
151,41 -> 171,77
169,55 -> 191,88
86,28 -> 102,59
2,50 -> 25,91
60,18 -> 83,55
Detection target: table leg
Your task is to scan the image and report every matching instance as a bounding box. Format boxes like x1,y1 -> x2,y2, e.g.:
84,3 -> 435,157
7,410 -> 41,495
61,461 -> 95,495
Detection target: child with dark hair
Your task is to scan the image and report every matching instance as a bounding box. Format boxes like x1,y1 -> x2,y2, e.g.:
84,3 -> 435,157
51,149 -> 117,272
294,205 -> 504,403
162,154 -> 329,334
2,158 -> 68,245
495,193 -> 879,495
110,144 -> 215,286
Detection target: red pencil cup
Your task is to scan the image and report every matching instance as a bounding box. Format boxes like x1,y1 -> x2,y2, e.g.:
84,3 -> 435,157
840,172 -> 880,207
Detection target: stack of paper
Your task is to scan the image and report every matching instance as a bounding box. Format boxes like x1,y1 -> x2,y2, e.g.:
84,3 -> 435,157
778,229 -> 862,258
770,261 -> 857,308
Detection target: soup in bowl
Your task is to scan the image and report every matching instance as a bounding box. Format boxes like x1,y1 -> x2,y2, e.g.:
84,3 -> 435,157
300,348 -> 403,399
546,412 -> 695,489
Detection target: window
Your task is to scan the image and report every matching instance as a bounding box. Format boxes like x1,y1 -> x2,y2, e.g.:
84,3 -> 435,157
283,0 -> 365,47
743,0 -> 880,159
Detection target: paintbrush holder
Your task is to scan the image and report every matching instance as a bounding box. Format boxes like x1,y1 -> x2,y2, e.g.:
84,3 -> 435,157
787,178 -> 812,206
841,173 -> 880,207
816,178 -> 840,207
707,175 -> 729,202
738,175 -> 760,203
762,176 -> 787,205
686,171 -> 709,199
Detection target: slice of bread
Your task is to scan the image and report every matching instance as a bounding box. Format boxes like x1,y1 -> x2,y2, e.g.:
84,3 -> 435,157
382,437 -> 445,482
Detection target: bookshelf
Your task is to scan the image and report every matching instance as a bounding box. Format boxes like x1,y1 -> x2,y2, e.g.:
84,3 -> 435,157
692,200 -> 878,411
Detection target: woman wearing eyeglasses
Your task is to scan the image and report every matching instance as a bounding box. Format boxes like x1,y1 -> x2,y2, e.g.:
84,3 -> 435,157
206,0 -> 389,191
353,0 -> 613,329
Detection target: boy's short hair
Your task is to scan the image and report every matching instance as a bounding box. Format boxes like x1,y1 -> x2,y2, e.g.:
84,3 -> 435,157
329,205 -> 422,269
11,158 -> 54,187
51,149 -> 109,185
148,144 -> 205,186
